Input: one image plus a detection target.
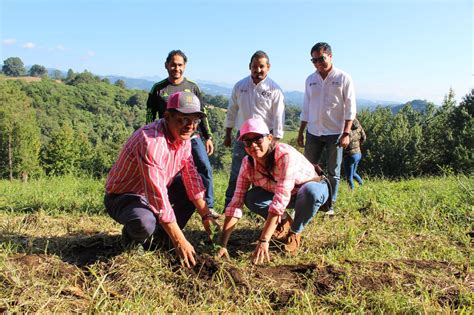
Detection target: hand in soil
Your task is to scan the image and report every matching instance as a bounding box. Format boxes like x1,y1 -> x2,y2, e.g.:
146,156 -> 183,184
252,242 -> 271,265
216,247 -> 230,260
175,239 -> 196,268
203,218 -> 221,241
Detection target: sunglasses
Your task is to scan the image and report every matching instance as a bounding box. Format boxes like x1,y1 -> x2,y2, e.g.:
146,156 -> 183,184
175,115 -> 201,126
311,55 -> 327,64
242,134 -> 268,147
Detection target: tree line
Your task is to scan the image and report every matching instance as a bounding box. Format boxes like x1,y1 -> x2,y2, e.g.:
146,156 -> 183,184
1,57 -> 472,180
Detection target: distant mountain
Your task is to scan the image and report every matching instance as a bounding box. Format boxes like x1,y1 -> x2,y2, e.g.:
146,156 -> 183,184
196,80 -> 232,97
41,68 -> 416,110
390,99 -> 432,114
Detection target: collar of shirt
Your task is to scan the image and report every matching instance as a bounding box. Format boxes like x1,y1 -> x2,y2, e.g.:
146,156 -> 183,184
157,119 -> 185,150
316,65 -> 336,80
250,75 -> 268,88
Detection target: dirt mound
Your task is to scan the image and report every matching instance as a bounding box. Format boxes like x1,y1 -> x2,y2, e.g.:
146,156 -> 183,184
253,264 -> 345,309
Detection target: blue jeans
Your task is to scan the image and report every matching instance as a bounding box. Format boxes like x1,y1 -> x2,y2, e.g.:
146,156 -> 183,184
343,152 -> 363,190
304,132 -> 342,205
104,174 -> 195,243
244,181 -> 329,234
225,134 -> 246,207
191,137 -> 214,209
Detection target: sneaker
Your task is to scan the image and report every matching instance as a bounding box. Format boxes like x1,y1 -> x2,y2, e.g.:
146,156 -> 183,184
325,208 -> 335,216
272,215 -> 293,241
209,208 -> 221,219
283,232 -> 301,255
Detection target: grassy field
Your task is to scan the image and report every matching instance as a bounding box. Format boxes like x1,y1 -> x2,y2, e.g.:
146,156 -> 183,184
0,174 -> 472,312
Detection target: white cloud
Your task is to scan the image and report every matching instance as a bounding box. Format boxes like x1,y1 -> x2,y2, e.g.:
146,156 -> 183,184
55,44 -> 66,51
2,38 -> 16,45
22,42 -> 36,49
87,50 -> 96,57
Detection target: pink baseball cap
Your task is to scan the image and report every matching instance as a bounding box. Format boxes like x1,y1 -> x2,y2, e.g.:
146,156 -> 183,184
167,91 -> 206,117
238,118 -> 270,140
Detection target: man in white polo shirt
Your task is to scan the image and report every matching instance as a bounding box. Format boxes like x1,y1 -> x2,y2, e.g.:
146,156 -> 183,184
223,50 -> 286,207
297,42 -> 357,215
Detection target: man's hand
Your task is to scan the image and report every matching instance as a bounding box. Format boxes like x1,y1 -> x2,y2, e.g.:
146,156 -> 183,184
205,139 -> 214,155
339,133 -> 350,148
252,241 -> 271,265
175,238 -> 196,268
297,132 -> 305,147
223,134 -> 232,147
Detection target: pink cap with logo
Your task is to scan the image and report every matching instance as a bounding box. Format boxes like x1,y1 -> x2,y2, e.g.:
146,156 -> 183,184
167,91 -> 206,116
238,118 -> 270,140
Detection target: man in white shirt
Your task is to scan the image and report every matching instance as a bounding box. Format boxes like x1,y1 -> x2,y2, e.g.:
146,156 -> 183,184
297,42 -> 357,215
224,50 -> 285,206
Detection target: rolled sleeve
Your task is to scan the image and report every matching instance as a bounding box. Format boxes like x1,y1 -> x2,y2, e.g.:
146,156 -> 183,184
224,158 -> 252,218
225,86 -> 239,128
300,77 -> 311,122
272,90 -> 285,139
344,75 -> 357,120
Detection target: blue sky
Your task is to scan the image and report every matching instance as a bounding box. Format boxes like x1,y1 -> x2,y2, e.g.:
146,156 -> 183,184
1,0 -> 472,103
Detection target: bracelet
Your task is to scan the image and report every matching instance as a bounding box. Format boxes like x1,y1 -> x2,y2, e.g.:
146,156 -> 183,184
258,239 -> 268,243
342,132 -> 350,137
201,213 -> 214,222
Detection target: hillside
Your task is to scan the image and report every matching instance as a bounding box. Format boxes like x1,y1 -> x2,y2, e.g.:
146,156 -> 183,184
0,175 -> 472,312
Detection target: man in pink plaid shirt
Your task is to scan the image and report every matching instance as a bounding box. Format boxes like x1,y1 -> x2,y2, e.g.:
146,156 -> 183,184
105,91 -> 219,268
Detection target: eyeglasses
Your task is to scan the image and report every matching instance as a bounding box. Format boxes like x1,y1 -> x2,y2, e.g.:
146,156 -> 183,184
311,55 -> 327,64
176,115 -> 201,126
242,134 -> 268,147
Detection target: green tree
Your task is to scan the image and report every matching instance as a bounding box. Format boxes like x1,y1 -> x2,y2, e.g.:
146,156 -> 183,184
0,81 -> 41,180
29,64 -> 48,77
41,124 -> 80,175
2,57 -> 26,76
65,69 -> 76,83
126,93 -> 147,107
114,79 -> 126,89
67,70 -> 99,85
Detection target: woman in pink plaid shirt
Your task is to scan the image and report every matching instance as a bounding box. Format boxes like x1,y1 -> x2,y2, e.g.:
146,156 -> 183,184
217,118 -> 331,264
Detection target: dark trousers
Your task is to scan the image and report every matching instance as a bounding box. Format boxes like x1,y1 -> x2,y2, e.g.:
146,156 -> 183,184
104,175 -> 195,243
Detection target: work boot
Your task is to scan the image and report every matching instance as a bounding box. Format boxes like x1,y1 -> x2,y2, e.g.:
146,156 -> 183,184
283,232 -> 301,255
272,215 -> 293,241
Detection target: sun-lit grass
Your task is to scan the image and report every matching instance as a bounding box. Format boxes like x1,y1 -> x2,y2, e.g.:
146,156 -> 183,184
0,174 -> 472,312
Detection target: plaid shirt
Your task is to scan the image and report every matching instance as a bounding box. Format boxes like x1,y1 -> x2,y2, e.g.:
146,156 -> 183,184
225,143 -> 318,219
105,119 -> 205,223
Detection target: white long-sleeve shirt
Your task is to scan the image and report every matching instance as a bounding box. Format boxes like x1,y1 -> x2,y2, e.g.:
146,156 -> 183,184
300,66 -> 356,136
225,75 -> 285,139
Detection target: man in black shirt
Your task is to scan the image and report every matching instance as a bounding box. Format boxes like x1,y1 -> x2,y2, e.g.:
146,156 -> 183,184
146,50 -> 218,218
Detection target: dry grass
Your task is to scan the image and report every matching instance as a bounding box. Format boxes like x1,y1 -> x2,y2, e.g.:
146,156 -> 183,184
0,174 -> 472,312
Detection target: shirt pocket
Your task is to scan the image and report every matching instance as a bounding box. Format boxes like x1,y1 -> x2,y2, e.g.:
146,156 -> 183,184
325,83 -> 343,106
255,89 -> 272,109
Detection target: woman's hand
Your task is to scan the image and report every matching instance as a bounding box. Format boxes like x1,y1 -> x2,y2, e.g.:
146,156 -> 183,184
252,240 -> 271,265
216,247 -> 230,259
203,217 -> 220,241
